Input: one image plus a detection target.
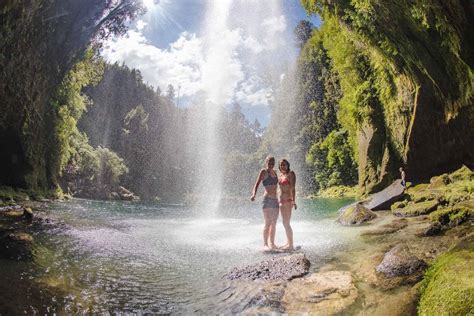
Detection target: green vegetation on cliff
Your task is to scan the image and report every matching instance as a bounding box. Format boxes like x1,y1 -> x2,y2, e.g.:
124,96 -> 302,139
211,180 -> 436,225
301,0 -> 474,193
0,1 -> 143,191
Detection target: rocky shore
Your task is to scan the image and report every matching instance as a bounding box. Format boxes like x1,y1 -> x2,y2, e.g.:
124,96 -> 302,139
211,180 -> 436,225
224,166 -> 473,314
1,166 -> 472,314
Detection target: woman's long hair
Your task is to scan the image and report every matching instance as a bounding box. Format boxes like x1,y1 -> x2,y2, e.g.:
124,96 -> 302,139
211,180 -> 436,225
264,155 -> 275,168
279,159 -> 290,173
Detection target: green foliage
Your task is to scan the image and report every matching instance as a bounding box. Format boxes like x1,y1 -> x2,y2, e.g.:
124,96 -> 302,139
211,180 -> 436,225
64,133 -> 128,194
307,129 -> 357,189
51,48 -> 105,180
0,0 -> 144,191
95,147 -> 129,188
300,0 -> 474,192
316,185 -> 359,198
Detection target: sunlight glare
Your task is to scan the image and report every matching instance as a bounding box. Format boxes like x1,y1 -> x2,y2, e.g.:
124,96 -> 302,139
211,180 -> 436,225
142,0 -> 159,10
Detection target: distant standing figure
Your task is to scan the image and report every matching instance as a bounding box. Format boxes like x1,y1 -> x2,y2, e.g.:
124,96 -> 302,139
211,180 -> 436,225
251,156 -> 279,252
278,159 -> 297,251
399,167 -> 406,188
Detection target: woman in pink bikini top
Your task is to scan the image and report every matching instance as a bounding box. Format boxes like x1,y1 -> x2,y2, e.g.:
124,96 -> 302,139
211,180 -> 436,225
278,159 -> 297,251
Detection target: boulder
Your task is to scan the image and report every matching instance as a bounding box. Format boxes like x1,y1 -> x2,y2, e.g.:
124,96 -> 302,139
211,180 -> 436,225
363,180 -> 406,210
283,271 -> 358,314
417,222 -> 444,237
376,244 -> 427,277
338,203 -> 376,226
337,180 -> 406,214
117,186 -> 140,201
428,203 -> 473,227
0,232 -> 34,260
448,165 -> 474,182
428,173 -> 450,189
224,253 -> 310,281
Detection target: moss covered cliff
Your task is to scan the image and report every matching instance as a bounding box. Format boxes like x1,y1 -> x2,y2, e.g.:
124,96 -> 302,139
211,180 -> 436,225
0,1 -> 142,191
302,0 -> 474,193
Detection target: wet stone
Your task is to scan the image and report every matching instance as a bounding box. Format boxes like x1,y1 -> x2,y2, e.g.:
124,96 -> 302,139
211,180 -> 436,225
224,253 -> 310,281
338,203 -> 376,226
376,244 -> 427,277
283,271 -> 358,314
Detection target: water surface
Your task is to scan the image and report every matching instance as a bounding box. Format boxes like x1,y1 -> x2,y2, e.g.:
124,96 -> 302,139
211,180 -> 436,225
2,197 -> 361,314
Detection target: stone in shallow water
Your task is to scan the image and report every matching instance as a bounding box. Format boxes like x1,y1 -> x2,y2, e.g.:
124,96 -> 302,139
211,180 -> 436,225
361,218 -> 408,236
338,203 -> 376,226
0,232 -> 34,260
224,253 -> 310,281
283,271 -> 358,314
376,244 -> 427,277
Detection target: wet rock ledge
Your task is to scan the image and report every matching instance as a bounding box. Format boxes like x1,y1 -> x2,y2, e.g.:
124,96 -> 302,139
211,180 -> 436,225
224,253 -> 310,281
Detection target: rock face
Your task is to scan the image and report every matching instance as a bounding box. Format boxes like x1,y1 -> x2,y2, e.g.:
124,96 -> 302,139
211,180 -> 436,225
376,244 -> 427,277
283,271 -> 358,314
338,203 -> 376,226
224,254 -> 310,281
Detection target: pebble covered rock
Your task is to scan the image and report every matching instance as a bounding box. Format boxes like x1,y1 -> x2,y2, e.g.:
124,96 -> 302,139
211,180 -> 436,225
224,253 -> 310,281
376,244 -> 427,277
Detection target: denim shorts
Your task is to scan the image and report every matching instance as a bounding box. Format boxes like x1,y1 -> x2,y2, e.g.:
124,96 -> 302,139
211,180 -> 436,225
262,196 -> 279,209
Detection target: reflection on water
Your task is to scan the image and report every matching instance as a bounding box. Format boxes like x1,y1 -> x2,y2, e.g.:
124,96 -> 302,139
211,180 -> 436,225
1,197 -> 361,314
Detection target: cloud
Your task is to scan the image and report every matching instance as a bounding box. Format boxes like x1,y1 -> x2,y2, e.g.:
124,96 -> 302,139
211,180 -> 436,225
101,12 -> 288,108
235,76 -> 273,106
136,20 -> 147,31
261,15 -> 287,49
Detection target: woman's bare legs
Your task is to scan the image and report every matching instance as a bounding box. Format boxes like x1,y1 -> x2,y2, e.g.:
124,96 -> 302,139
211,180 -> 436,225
263,208 -> 279,250
280,203 -> 294,250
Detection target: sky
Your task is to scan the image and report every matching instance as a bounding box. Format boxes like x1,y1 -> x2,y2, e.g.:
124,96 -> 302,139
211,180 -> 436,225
102,0 -> 320,127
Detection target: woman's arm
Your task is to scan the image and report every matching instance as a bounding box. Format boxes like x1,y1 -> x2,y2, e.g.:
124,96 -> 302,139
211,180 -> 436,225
290,171 -> 297,209
251,169 -> 264,201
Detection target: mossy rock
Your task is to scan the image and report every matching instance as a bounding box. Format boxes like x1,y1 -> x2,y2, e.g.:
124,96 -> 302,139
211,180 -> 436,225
418,235 -> 474,316
429,201 -> 473,226
338,203 -> 376,226
407,183 -> 429,195
411,189 -> 439,203
456,199 -> 474,210
448,165 -> 474,182
393,200 -> 439,217
428,174 -> 450,189
391,200 -> 407,211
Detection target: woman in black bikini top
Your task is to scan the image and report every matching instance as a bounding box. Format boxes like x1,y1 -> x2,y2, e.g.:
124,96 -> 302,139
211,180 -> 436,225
250,156 -> 279,252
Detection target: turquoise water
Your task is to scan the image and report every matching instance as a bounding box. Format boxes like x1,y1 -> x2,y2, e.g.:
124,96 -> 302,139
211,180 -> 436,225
1,197 -> 358,314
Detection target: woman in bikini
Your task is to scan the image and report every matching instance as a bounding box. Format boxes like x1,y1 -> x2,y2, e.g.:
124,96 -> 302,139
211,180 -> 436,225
278,159 -> 297,251
251,156 -> 279,251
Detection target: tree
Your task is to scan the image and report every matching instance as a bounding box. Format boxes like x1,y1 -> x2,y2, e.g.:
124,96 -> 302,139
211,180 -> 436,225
166,84 -> 175,100
294,20 -> 314,48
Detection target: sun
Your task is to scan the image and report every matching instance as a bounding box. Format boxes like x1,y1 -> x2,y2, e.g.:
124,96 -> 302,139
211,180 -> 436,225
142,0 -> 160,10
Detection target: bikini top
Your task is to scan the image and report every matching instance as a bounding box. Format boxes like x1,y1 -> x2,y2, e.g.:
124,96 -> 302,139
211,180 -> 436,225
279,175 -> 290,186
262,170 -> 278,187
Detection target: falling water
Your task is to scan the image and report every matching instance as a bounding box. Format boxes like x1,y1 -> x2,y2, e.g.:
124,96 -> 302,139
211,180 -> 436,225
190,1 -> 235,213
186,0 -> 295,212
